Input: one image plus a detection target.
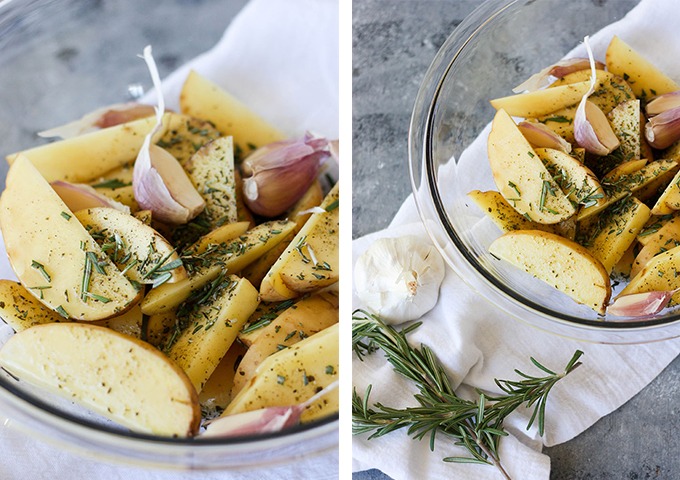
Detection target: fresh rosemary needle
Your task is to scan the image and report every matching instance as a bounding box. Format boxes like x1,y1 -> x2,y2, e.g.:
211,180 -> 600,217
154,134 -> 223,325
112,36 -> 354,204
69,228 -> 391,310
352,310 -> 583,480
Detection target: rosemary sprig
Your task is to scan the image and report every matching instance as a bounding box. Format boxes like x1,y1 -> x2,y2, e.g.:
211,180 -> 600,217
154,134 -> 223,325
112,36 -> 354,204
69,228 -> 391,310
352,310 -> 583,479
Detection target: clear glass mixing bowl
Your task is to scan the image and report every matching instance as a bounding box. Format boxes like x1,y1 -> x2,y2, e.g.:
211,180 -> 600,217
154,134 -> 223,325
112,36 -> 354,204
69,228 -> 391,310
408,0 -> 680,344
0,0 -> 337,470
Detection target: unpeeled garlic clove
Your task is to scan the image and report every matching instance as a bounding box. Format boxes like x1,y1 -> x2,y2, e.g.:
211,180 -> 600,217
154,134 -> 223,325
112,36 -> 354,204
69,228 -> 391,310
51,181 -> 130,214
134,144 -> 205,224
512,58 -> 605,93
645,91 -> 680,116
201,406 -> 300,438
645,105 -> 680,149
241,132 -> 330,217
132,45 -> 205,225
517,121 -> 572,153
607,290 -> 674,317
574,100 -> 620,155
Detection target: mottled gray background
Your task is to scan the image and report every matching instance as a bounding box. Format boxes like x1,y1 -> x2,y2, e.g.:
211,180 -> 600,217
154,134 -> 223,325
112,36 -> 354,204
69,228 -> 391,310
352,0 -> 680,479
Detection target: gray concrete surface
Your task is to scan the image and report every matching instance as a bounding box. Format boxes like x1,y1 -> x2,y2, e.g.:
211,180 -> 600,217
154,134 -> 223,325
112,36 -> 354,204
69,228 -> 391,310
352,0 -> 680,479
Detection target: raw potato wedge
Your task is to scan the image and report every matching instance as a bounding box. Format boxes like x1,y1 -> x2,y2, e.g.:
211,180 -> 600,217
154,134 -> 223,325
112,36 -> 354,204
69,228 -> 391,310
179,70 -> 286,156
606,35 -> 680,99
141,220 -> 296,315
223,323 -> 339,423
5,116 -> 158,183
637,214 -> 680,246
182,136 -> 238,230
487,109 -> 575,224
0,280 -> 64,331
607,99 -> 641,163
231,291 -> 339,397
238,298 -> 299,347
0,156 -> 140,321
167,275 -> 259,393
0,323 -> 200,437
467,190 -> 575,238
198,341 -> 248,414
650,167 -> 680,215
260,184 -> 339,301
631,220 -> 680,278
583,197 -> 651,274
489,81 -> 592,117
620,244 -> 680,302
489,230 -> 611,314
156,113 -> 221,166
534,147 -> 605,210
75,207 -> 186,285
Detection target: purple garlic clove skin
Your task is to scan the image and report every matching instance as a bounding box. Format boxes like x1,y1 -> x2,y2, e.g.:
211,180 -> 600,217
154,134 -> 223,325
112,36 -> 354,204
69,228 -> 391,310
512,58 -> 605,93
574,99 -> 620,155
607,291 -> 674,317
517,121 -> 572,153
51,181 -> 130,214
241,132 -> 331,217
645,90 -> 680,117
201,405 -> 304,438
645,106 -> 680,150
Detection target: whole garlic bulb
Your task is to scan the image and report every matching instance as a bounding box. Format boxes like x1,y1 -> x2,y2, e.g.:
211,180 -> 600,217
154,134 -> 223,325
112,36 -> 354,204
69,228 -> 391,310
354,235 -> 446,325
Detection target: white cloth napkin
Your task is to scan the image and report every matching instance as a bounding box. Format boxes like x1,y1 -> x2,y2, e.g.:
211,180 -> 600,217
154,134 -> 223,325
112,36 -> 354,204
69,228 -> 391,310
0,1 -> 338,479
352,0 -> 680,478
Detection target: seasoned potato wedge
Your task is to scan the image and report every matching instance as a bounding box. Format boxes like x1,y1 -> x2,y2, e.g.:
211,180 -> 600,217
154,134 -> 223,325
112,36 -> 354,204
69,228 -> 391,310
607,99 -> 641,163
489,81 -> 592,117
620,244 -> 680,301
199,341 -> 248,414
260,184 -> 339,301
179,70 -> 286,157
0,323 -> 200,436
582,197 -> 651,274
5,116 -> 158,183
606,35 -> 680,99
238,299 -> 299,347
487,110 -> 575,224
156,113 -> 221,166
167,275 -> 259,393
141,220 -> 296,315
231,291 -> 338,397
489,230 -> 611,313
0,156 -> 140,321
0,280 -> 64,331
224,323 -> 338,422
631,220 -> 680,278
75,207 -> 186,286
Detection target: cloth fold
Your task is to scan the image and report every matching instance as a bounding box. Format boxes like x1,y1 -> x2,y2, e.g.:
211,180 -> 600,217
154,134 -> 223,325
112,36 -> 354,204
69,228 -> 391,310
352,0 -> 680,478
0,0 -> 338,479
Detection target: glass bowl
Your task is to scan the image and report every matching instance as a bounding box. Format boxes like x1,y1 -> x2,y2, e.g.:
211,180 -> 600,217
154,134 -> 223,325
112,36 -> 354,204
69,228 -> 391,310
408,0 -> 680,344
0,0 -> 337,470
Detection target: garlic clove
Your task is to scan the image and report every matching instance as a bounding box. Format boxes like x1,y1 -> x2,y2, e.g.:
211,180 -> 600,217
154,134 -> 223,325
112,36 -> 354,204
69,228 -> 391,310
512,57 -> 605,93
51,180 -> 130,214
607,290 -> 674,317
574,99 -> 620,155
517,121 -> 572,153
134,144 -> 205,224
241,132 -> 331,217
132,45 -> 205,225
645,91 -> 680,117
201,406 -> 300,438
38,103 -> 156,139
644,105 -> 680,149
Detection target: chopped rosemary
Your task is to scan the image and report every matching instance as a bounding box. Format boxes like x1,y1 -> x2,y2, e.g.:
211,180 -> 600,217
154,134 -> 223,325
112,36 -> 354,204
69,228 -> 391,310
31,260 -> 51,282
60,211 -> 72,221
55,305 -> 70,319
91,179 -> 131,189
325,199 -> 339,211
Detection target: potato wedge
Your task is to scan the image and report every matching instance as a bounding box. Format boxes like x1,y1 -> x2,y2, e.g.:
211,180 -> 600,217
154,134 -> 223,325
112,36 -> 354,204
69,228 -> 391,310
5,116 -> 158,183
156,113 -> 221,166
619,244 -> 680,301
0,323 -> 200,436
487,109 -> 575,224
467,190 -> 575,238
489,81 -> 592,117
199,341 -> 248,415
0,156 -> 140,321
535,147 -> 605,210
631,220 -> 680,278
489,230 -> 611,313
583,197 -> 651,274
637,214 -> 679,246
0,280 -> 64,331
223,323 -> 338,423
75,207 -> 186,286
238,299 -> 298,347
179,71 -> 286,157
167,275 -> 259,393
608,99 -> 641,163
260,184 -> 339,301
606,35 -> 680,99
650,167 -> 680,215
141,220 -> 296,315
231,291 -> 338,398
